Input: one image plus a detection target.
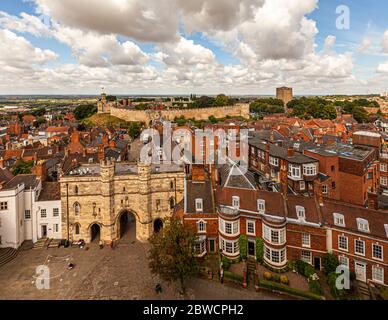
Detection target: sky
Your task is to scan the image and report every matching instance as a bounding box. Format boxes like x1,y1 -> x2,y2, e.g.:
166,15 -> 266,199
0,0 -> 388,95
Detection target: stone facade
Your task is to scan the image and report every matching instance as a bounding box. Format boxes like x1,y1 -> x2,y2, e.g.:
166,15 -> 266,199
59,160 -> 185,243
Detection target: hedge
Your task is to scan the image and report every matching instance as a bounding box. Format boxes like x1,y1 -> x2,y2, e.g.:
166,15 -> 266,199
256,237 -> 264,263
260,280 -> 324,300
224,271 -> 244,283
239,235 -> 247,260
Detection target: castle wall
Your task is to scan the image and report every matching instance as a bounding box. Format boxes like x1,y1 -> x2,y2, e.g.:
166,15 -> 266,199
110,104 -> 250,123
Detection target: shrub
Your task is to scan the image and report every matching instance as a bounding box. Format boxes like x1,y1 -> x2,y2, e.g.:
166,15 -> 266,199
222,256 -> 232,271
263,272 -> 272,281
280,275 -> 289,285
256,238 -> 264,264
239,235 -> 247,260
327,272 -> 345,299
260,280 -> 324,300
304,265 -> 315,278
322,253 -> 339,276
224,271 -> 244,283
309,280 -> 323,295
272,274 -> 281,283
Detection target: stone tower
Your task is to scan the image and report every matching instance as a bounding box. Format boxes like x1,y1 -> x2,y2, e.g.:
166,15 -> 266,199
276,87 -> 293,108
97,92 -> 110,114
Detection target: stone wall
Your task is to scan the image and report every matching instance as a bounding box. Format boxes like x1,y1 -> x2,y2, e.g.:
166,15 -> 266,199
110,104 -> 250,123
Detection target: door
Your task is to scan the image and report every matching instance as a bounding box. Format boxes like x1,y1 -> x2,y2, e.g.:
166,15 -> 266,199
41,225 -> 47,238
209,239 -> 215,253
355,262 -> 367,282
248,240 -> 255,257
314,257 -> 321,270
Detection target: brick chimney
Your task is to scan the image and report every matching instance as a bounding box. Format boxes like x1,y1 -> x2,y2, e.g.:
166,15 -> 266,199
0,157 -> 4,169
287,147 -> 295,158
279,159 -> 288,195
32,160 -> 46,182
367,192 -> 378,210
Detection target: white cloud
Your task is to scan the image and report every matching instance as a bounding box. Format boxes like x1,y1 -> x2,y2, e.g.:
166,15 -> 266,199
377,61 -> 388,73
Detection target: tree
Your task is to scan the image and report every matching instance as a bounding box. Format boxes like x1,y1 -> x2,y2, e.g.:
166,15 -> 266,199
351,106 -> 368,123
288,97 -> 337,120
214,94 -> 230,106
12,160 -> 34,175
193,96 -> 215,108
74,104 -> 97,120
148,217 -> 199,294
31,107 -> 46,117
322,253 -> 339,276
250,98 -> 285,115
33,117 -> 47,128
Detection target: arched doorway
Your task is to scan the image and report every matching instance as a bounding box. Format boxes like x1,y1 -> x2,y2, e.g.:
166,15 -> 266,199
154,218 -> 163,233
118,210 -> 136,241
90,224 -> 100,242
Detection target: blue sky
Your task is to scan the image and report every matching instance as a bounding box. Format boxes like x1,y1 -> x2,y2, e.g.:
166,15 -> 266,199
0,0 -> 388,94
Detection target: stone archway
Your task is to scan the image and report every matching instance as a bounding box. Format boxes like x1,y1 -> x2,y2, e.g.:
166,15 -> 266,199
90,223 -> 101,242
117,210 -> 137,241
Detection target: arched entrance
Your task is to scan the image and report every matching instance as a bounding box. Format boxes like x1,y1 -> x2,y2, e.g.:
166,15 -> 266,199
154,218 -> 163,233
90,224 -> 101,242
118,210 -> 136,241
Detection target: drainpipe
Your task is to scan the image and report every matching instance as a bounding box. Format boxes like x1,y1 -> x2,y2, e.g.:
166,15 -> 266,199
66,183 -> 69,242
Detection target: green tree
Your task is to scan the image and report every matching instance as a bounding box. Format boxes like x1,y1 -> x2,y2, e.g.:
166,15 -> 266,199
214,94 -> 230,106
250,98 -> 285,115
33,117 -> 47,128
148,217 -> 199,294
351,106 -> 368,123
322,253 -> 339,276
74,104 -> 97,120
12,160 -> 34,175
31,107 -> 46,117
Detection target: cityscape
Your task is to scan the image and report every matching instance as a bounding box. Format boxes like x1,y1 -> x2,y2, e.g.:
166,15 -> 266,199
0,0 -> 387,310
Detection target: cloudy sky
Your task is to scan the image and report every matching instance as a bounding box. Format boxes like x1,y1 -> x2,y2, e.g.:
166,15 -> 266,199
1,0 -> 388,95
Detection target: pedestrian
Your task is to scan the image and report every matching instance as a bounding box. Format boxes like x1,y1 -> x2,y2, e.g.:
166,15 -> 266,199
220,266 -> 224,284
99,240 -> 103,249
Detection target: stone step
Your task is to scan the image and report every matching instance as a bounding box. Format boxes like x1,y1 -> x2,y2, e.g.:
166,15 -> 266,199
0,248 -> 18,268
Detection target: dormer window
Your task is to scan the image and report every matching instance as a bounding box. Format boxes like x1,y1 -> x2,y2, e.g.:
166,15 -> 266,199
232,196 -> 240,209
195,198 -> 203,212
257,199 -> 265,213
333,213 -> 345,227
296,206 -> 305,220
356,218 -> 370,233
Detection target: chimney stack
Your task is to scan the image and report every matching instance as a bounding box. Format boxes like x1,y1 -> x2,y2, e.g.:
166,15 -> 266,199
287,147 -> 295,158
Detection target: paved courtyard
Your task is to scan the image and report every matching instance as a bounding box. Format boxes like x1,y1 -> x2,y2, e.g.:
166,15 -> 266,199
0,231 -> 285,300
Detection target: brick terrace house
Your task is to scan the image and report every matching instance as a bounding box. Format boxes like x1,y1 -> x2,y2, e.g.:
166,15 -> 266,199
304,143 -> 379,207
180,161 -> 388,286
175,165 -> 217,257
248,135 -> 319,195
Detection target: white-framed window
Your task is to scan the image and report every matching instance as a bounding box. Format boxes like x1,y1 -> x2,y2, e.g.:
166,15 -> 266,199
381,176 -> 388,187
296,206 -> 305,220
269,156 -> 279,166
302,233 -> 311,248
380,163 -> 387,172
195,238 -> 207,257
219,218 -> 239,236
0,202 -> 8,210
356,218 -> 370,233
385,224 -> 388,237
197,220 -> 206,233
372,265 -> 384,284
372,244 -> 383,261
232,196 -> 240,209
303,164 -> 317,176
53,224 -> 59,233
262,224 -> 286,245
264,245 -> 286,266
220,237 -> 239,256
246,220 -> 255,236
322,185 -> 328,195
339,255 -> 349,267
195,198 -> 203,212
53,208 -> 59,217
41,209 -> 47,218
355,239 -> 365,256
333,213 -> 345,227
338,235 -> 348,251
300,181 -> 306,190
301,250 -> 312,264
288,164 -> 301,179
257,199 -> 265,212
24,210 -> 31,220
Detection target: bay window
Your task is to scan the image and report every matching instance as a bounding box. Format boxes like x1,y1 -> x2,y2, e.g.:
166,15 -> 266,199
288,164 -> 301,179
303,164 -> 317,176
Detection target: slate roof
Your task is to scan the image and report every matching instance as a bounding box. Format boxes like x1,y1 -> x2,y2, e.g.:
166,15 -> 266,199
185,179 -> 215,214
219,160 -> 257,190
4,174 -> 39,190
38,182 -> 60,201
